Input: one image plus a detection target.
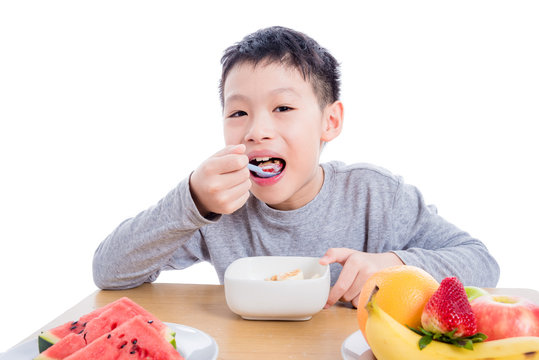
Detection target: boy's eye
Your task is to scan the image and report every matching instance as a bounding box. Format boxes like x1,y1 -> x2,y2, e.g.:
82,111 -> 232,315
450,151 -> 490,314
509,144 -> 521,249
229,110 -> 247,118
274,106 -> 293,112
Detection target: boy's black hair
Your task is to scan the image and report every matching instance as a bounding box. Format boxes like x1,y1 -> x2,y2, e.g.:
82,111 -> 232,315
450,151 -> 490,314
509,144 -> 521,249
219,26 -> 341,109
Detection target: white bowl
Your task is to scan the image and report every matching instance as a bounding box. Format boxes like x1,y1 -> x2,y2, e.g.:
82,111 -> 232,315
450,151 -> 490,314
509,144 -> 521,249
224,256 -> 330,321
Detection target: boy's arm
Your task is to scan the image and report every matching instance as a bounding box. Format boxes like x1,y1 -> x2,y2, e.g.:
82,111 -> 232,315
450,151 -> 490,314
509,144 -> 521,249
320,178 -> 500,309
93,144 -> 251,290
390,180 -> 500,287
92,178 -> 216,290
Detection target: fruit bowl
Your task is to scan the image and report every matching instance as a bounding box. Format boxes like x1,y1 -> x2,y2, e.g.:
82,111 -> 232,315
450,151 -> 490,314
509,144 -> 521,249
224,256 -> 330,321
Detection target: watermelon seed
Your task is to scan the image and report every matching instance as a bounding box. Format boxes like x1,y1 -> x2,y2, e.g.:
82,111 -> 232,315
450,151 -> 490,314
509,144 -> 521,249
70,325 -> 77,330
83,322 -> 87,327
132,339 -> 137,344
71,321 -> 78,325
107,334 -> 111,339
119,341 -> 128,349
130,350 -> 136,354
147,320 -> 153,324
78,330 -> 84,334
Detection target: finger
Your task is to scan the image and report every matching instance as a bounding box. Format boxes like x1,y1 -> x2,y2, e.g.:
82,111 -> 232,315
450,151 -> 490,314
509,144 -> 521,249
325,269 -> 358,307
221,175 -> 252,200
208,163 -> 250,190
340,271 -> 363,304
213,144 -> 246,157
206,153 -> 249,176
211,177 -> 252,214
319,247 -> 356,266
222,182 -> 252,214
349,270 -> 373,308
222,153 -> 249,173
351,294 -> 360,309
325,253 -> 362,307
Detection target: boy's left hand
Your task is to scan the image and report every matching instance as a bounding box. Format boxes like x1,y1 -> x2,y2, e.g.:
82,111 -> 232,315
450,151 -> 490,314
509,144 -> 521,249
319,248 -> 404,308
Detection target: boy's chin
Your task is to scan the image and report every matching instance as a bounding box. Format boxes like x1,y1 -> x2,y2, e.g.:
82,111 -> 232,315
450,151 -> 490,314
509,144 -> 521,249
250,189 -> 291,210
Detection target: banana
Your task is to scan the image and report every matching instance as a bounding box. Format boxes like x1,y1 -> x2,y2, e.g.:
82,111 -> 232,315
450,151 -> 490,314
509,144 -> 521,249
364,288 -> 539,360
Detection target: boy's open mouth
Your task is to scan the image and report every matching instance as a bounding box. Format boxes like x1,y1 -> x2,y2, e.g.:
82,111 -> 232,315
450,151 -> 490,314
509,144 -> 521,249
249,157 -> 286,178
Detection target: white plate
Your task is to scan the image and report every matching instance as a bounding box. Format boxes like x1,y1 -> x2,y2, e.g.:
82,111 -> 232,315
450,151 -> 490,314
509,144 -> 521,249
0,322 -> 218,360
341,330 -> 375,360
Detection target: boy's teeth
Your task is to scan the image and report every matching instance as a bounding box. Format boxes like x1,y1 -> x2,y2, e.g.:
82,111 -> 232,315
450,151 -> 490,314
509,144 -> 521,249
255,157 -> 271,162
259,160 -> 277,167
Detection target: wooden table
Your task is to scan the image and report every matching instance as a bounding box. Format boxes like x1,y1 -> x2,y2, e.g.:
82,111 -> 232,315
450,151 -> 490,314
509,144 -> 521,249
17,284 -> 539,360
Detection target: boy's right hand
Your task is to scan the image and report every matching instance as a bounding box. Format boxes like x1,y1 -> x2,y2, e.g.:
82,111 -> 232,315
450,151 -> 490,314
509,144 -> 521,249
189,144 -> 251,218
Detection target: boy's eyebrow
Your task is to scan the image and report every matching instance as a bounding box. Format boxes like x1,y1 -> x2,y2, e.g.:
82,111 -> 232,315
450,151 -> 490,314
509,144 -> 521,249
270,87 -> 300,97
225,87 -> 300,105
224,93 -> 249,104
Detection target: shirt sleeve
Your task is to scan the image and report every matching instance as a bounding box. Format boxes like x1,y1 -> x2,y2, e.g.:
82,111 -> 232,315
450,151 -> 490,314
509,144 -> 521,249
92,177 -> 219,290
389,178 -> 500,287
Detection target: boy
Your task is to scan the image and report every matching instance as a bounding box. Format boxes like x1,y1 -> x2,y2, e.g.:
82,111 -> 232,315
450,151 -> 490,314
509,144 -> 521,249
93,26 -> 499,309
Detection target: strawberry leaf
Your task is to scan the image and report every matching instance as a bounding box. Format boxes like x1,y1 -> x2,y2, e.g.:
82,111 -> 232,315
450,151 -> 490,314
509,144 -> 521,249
407,326 -> 424,336
407,326 -> 487,350
470,333 -> 488,343
463,339 -> 474,350
418,335 -> 432,350
446,328 -> 457,338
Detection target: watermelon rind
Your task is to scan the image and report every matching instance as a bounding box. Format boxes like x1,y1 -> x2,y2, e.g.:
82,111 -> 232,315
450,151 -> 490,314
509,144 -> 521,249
38,331 -> 60,353
165,328 -> 177,349
34,349 -> 64,360
34,353 -> 54,360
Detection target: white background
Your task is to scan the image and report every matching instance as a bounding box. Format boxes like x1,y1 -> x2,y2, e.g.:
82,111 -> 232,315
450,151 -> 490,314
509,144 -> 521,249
1,0 -> 538,353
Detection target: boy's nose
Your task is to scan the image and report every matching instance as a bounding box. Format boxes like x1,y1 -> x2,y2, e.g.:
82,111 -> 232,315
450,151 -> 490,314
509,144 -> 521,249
244,113 -> 275,143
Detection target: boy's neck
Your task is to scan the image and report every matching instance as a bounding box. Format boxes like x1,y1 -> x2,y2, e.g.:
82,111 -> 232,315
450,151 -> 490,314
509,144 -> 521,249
266,165 -> 325,211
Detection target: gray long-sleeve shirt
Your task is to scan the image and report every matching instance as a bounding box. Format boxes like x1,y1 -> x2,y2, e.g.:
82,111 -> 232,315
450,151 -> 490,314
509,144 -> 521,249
93,161 -> 500,289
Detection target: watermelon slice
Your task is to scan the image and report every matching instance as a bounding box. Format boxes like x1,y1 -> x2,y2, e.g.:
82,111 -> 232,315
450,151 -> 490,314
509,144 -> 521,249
38,299 -> 116,352
62,315 -> 183,360
35,334 -> 86,360
37,297 -> 176,357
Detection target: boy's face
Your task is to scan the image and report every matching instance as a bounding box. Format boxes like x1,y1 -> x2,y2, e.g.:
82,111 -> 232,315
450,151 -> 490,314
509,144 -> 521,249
222,61 -> 342,210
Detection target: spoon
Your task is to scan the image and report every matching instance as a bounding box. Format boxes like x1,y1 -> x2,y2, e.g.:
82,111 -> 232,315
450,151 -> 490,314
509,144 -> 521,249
247,163 -> 276,178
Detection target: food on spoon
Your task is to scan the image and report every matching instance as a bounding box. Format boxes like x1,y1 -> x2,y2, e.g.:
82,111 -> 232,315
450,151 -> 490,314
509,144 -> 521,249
35,297 -> 179,359
249,157 -> 285,178
470,293 -> 539,341
258,160 -> 283,174
266,268 -> 304,281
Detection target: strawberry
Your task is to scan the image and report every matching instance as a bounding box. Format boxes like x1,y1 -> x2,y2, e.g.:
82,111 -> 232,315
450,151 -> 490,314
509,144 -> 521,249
422,276 -> 477,337
408,277 -> 487,350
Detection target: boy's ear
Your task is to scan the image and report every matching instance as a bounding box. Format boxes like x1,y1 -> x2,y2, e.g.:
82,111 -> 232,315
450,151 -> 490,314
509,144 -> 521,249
321,100 -> 344,142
